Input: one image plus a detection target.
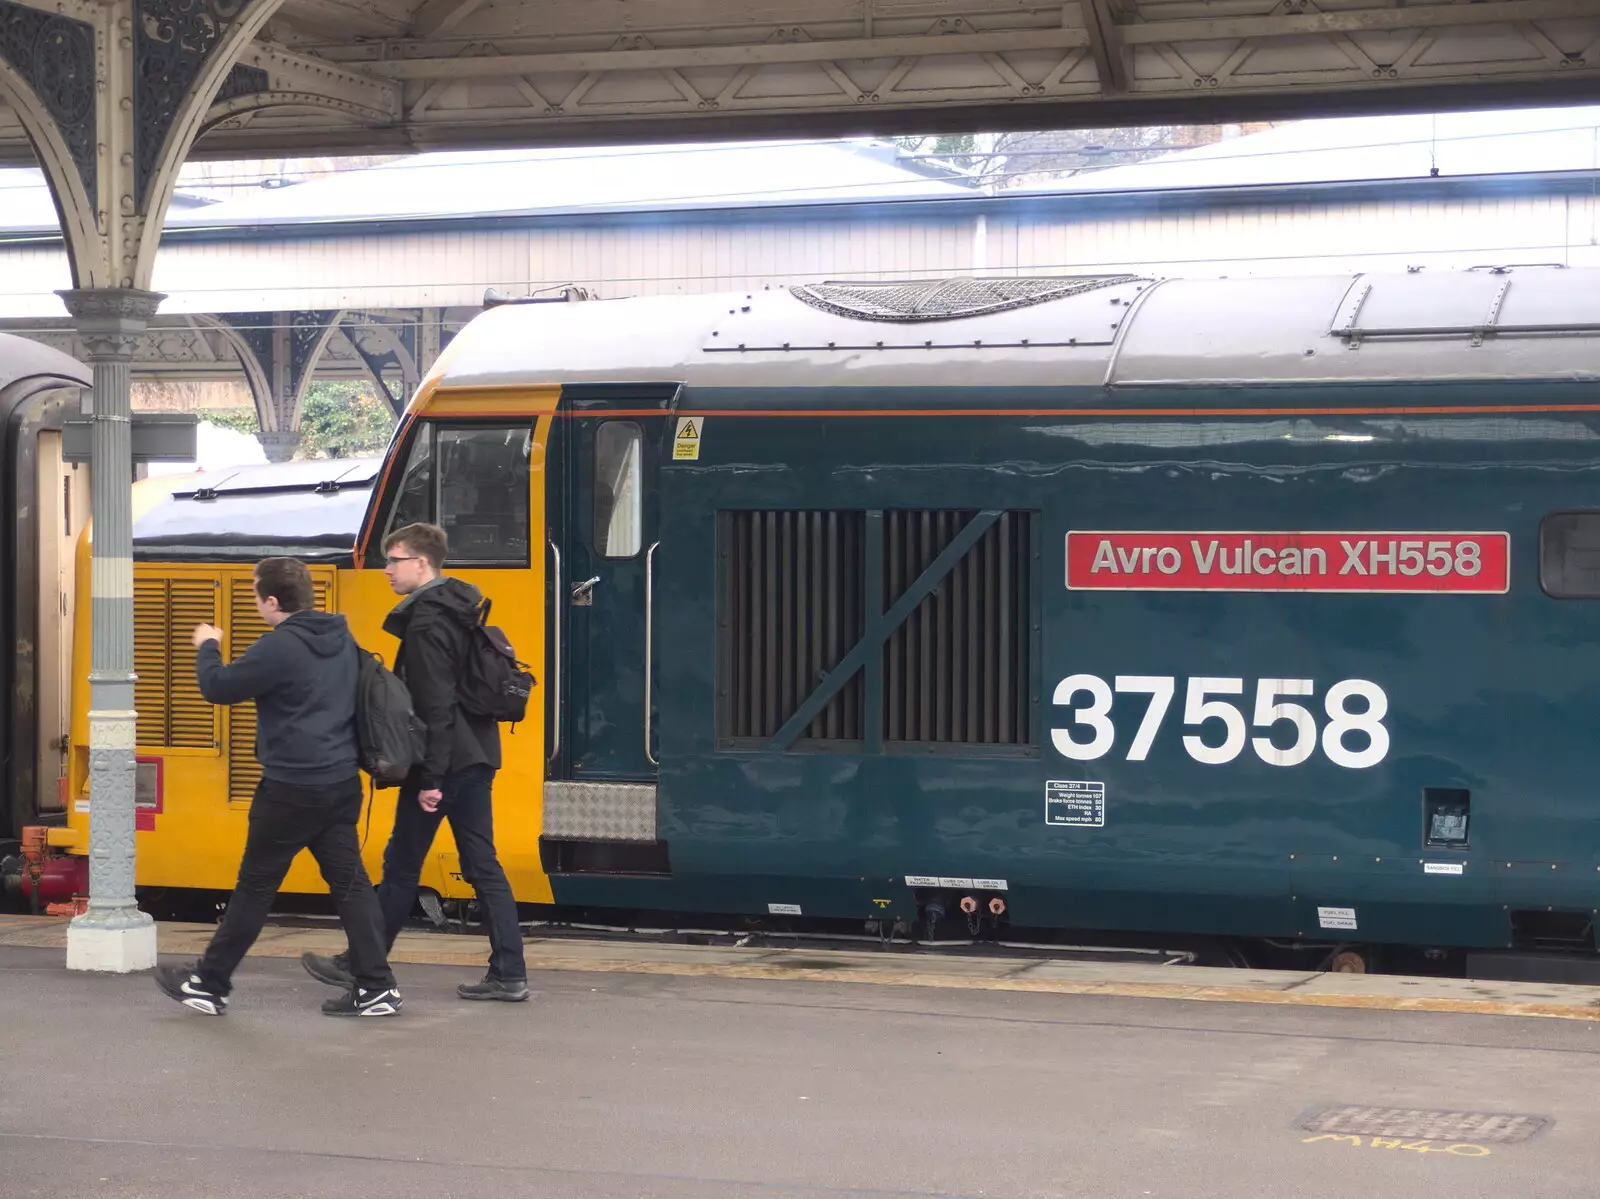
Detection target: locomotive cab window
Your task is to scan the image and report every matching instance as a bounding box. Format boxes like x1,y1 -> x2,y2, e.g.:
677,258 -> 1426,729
382,422 -> 532,566
593,421 -> 643,559
1540,512 -> 1600,598
389,422 -> 433,532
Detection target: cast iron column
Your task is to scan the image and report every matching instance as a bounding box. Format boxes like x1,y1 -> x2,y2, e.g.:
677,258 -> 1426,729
60,287 -> 164,971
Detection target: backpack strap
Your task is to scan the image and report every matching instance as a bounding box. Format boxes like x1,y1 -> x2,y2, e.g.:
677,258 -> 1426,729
447,598 -> 492,631
360,777 -> 374,850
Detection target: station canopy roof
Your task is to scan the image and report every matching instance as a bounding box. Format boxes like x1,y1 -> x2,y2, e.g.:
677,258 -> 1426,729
0,139 -> 975,236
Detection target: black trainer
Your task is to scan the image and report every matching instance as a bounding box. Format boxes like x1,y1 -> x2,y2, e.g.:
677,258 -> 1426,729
301,950 -> 354,988
321,986 -> 403,1017
155,963 -> 227,1016
457,973 -> 530,1002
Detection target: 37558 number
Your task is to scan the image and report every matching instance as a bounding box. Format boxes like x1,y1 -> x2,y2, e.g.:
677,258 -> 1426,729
1051,675 -> 1389,769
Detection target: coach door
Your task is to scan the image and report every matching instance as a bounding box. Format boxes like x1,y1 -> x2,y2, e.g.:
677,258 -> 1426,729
543,387 -> 675,857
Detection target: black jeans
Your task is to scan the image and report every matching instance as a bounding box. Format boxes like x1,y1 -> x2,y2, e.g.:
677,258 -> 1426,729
198,776 -> 395,995
376,765 -> 526,982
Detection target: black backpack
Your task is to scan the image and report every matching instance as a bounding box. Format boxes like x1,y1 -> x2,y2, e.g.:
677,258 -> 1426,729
355,647 -> 426,786
455,598 -> 536,725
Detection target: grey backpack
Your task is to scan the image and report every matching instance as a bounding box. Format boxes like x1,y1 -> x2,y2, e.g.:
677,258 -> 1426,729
355,648 -> 425,786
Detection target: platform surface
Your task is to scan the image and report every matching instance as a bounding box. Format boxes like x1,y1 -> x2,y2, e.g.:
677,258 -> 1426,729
3,916 -> 1598,1197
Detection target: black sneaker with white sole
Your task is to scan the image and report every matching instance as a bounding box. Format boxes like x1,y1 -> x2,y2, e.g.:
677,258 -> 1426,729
457,974 -> 530,1002
321,986 -> 403,1017
301,950 -> 354,988
155,964 -> 227,1016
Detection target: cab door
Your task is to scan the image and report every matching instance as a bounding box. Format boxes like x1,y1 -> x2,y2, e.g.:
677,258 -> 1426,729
546,388 -> 675,813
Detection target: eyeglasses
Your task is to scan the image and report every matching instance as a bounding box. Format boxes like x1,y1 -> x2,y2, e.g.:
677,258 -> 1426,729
384,555 -> 422,566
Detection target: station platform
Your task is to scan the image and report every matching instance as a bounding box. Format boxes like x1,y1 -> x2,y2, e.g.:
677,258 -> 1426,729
3,913 -> 1598,1197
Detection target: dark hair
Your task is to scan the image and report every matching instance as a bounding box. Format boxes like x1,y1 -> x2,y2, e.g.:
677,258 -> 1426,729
385,522 -> 448,571
253,557 -> 316,614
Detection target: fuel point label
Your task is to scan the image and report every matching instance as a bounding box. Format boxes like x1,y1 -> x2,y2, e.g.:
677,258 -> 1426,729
1317,906 -> 1359,931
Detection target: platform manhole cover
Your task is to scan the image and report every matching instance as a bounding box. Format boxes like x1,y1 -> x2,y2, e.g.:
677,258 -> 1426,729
1300,1106 -> 1550,1144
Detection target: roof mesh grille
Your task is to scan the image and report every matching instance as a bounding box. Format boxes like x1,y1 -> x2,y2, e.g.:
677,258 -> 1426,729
789,275 -> 1142,322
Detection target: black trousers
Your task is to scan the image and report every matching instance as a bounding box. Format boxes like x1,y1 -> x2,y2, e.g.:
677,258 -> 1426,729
375,765 -> 526,982
197,776 -> 395,995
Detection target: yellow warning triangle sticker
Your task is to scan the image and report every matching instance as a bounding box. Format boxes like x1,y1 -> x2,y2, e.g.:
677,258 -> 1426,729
673,416 -> 703,460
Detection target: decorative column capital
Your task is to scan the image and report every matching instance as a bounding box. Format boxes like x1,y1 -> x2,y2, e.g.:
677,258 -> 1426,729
58,287 -> 166,322
58,288 -> 166,359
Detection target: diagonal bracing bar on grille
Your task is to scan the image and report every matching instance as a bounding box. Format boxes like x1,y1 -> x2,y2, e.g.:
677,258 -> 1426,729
767,509 -> 1002,751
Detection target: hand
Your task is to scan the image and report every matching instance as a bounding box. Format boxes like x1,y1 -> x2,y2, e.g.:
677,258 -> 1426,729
192,623 -> 223,649
418,789 -> 443,813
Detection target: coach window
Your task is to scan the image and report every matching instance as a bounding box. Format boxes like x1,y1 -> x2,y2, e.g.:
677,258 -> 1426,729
593,421 -> 642,558
1540,512 -> 1600,598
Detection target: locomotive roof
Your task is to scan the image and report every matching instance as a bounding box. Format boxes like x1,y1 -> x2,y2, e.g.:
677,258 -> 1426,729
429,266 -> 1600,395
0,332 -> 90,395
131,457 -> 378,562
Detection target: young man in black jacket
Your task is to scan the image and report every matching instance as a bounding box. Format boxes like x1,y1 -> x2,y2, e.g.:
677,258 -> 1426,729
154,558 -> 401,1018
303,522 -> 529,1000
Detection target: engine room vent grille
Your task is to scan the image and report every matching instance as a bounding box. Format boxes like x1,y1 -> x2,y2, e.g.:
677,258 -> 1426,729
884,510 -> 1032,746
134,576 -> 219,749
718,509 -> 1034,751
789,276 -> 1141,322
719,510 -> 865,744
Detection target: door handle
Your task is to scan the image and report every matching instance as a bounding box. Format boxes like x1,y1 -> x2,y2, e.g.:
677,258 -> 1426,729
645,542 -> 659,767
548,540 -> 562,764
571,576 -> 600,606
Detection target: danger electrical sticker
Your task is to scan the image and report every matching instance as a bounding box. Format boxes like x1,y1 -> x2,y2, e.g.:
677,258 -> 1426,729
673,416 -> 703,460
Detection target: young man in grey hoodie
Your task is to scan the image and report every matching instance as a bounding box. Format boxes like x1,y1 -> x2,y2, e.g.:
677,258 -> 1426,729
154,557 -> 401,1017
